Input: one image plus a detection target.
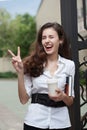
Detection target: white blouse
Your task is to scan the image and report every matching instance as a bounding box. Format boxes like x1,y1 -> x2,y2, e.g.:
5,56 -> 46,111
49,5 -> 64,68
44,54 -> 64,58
24,55 -> 75,129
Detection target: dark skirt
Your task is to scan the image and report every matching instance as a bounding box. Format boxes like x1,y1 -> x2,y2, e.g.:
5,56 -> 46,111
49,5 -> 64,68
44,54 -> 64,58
24,123 -> 70,130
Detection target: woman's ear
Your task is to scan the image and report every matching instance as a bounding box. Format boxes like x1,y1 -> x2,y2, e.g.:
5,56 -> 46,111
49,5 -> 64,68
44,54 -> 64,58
59,40 -> 63,45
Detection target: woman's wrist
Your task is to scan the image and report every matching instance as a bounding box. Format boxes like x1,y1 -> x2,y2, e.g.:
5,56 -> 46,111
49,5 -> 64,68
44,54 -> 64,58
17,70 -> 24,77
62,92 -> 74,106
62,92 -> 67,101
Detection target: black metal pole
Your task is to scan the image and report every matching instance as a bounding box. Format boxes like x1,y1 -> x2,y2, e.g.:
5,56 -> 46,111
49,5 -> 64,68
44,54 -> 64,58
60,0 -> 81,130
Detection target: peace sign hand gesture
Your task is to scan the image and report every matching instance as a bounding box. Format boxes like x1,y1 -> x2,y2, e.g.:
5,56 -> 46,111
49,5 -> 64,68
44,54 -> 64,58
8,47 -> 24,74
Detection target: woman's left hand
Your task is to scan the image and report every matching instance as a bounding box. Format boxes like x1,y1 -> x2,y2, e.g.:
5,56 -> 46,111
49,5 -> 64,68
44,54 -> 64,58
48,88 -> 74,106
48,88 -> 65,102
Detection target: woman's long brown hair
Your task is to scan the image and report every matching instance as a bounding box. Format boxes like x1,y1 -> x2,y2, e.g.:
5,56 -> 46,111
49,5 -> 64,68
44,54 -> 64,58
23,22 -> 70,77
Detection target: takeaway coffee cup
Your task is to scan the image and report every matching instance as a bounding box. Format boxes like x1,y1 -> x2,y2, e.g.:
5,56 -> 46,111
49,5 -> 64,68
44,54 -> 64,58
47,79 -> 58,96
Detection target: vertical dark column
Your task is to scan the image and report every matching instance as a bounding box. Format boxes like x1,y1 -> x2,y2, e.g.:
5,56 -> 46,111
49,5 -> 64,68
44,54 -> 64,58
60,0 -> 81,130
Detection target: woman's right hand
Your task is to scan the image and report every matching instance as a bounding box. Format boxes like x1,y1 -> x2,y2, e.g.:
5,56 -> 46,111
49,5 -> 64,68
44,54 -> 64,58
8,46 -> 24,74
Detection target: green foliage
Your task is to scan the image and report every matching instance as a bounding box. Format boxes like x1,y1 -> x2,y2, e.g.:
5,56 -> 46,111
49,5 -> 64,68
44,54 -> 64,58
0,50 -> 3,57
0,9 -> 36,58
0,8 -> 11,56
13,14 -> 37,58
0,71 -> 17,78
79,69 -> 86,85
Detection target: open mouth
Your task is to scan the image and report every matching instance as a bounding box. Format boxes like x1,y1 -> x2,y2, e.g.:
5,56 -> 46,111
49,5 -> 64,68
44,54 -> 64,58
45,45 -> 53,51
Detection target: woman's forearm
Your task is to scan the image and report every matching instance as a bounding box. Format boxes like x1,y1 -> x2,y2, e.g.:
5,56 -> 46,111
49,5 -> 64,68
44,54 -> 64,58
18,72 -> 29,104
62,93 -> 74,106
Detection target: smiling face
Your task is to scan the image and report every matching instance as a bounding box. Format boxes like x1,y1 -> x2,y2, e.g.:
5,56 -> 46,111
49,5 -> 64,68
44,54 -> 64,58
42,27 -> 63,56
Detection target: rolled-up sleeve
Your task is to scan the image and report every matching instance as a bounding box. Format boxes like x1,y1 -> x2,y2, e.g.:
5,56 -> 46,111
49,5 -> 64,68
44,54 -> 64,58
24,74 -> 32,96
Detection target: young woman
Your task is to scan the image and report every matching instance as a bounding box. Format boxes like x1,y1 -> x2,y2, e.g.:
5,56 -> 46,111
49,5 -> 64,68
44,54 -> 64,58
8,22 -> 75,130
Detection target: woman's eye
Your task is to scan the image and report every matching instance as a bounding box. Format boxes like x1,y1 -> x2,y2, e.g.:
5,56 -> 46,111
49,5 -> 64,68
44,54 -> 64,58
42,37 -> 46,40
42,35 -> 54,40
49,35 -> 54,39
50,36 -> 54,38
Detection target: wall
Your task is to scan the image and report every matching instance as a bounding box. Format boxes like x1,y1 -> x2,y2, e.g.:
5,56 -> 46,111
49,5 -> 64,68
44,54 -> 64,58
36,0 -> 61,31
0,58 -> 15,72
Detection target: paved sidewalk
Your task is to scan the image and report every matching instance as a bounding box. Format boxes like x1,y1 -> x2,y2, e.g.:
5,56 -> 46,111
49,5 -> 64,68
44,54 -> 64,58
0,103 -> 23,130
0,79 -> 28,130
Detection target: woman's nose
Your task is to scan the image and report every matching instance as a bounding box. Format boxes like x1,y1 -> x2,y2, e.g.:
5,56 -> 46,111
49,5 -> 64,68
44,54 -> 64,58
45,37 -> 50,42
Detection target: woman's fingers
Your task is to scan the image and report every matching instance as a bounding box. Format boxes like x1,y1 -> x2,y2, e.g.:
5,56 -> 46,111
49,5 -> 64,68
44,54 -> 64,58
8,46 -> 21,57
8,47 -> 23,73
12,56 -> 22,63
8,49 -> 15,57
17,46 -> 20,57
8,47 -> 22,63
